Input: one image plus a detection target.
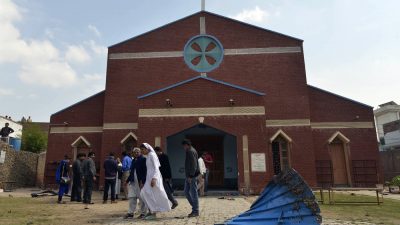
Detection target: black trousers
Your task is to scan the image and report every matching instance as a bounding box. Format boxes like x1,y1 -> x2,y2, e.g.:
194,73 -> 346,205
70,176 -> 82,201
103,178 -> 116,201
83,176 -> 94,204
163,179 -> 177,204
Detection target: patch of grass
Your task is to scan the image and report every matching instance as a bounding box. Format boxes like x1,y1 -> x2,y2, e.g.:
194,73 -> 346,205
315,192 -> 400,225
0,197 -> 54,225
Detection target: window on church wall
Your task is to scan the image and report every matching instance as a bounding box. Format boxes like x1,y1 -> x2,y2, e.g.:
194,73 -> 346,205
122,136 -> 137,152
271,136 -> 291,175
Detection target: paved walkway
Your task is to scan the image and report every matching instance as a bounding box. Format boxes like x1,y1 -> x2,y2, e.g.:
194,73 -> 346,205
0,189 -> 388,224
110,197 -> 247,225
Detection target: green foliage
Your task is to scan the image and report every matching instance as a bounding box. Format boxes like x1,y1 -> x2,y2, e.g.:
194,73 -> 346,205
21,124 -> 47,153
390,175 -> 400,186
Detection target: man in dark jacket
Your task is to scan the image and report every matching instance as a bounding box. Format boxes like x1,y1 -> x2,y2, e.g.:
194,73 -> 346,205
82,151 -> 96,208
182,139 -> 199,217
0,123 -> 14,143
103,152 -> 118,203
71,153 -> 86,202
124,148 -> 147,219
155,146 -> 178,209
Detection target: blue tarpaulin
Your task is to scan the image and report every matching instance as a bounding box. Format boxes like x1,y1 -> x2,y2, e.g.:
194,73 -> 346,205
216,169 -> 322,225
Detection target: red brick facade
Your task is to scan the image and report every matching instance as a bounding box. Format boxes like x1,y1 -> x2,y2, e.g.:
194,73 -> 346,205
45,11 -> 380,192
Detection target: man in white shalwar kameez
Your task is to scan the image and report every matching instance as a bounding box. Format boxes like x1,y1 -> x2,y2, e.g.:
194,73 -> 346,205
139,143 -> 171,220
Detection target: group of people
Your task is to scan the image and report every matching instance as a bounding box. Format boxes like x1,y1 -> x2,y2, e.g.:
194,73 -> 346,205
55,151 -> 96,209
55,139 -> 213,220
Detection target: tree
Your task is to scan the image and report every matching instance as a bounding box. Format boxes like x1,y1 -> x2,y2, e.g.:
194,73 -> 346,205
21,124 -> 47,153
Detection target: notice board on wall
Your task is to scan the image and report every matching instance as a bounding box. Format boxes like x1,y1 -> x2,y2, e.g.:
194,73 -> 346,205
251,153 -> 266,172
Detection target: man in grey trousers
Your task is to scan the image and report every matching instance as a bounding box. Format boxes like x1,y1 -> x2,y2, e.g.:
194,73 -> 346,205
182,139 -> 199,217
82,151 -> 96,209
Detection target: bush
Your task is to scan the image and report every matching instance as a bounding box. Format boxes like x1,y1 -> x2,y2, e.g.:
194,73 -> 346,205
21,124 -> 47,153
390,175 -> 400,186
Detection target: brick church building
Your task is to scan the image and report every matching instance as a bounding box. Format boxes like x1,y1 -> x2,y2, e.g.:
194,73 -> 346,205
45,10 -> 380,193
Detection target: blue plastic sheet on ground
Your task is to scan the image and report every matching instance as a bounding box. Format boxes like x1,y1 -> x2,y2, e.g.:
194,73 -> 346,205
216,169 -> 322,225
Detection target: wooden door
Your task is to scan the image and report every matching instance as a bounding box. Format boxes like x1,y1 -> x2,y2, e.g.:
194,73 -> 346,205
330,143 -> 348,185
187,135 -> 224,187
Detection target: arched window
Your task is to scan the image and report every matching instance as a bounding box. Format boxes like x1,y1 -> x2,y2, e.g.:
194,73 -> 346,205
270,129 -> 292,175
120,132 -> 138,152
71,136 -> 91,159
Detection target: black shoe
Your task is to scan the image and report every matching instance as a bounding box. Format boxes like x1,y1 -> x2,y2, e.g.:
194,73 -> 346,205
124,213 -> 133,219
188,212 -> 199,217
171,202 -> 178,209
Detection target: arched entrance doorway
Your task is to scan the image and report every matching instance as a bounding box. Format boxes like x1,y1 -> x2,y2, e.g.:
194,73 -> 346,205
328,131 -> 351,186
166,124 -> 237,190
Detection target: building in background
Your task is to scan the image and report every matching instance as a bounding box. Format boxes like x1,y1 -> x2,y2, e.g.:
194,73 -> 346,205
381,120 -> 400,151
374,101 -> 400,150
45,10 -> 380,192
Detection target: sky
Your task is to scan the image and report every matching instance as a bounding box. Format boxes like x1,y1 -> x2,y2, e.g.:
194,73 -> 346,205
0,0 -> 399,122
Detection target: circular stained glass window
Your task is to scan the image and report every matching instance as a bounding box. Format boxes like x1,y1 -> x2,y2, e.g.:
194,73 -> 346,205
183,35 -> 224,73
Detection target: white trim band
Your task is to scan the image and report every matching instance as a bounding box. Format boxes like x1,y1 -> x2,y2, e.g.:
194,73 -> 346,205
139,106 -> 265,117
103,123 -> 138,130
266,119 -> 310,127
311,122 -> 374,129
50,126 -> 103,134
109,47 -> 302,60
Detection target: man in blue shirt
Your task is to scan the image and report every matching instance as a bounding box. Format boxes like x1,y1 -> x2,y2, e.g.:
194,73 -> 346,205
121,150 -> 132,200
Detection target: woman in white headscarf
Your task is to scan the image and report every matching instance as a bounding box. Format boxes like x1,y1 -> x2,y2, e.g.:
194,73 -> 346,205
139,143 -> 171,220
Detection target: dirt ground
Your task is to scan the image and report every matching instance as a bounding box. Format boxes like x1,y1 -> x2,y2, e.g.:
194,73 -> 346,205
0,190 -> 133,225
1,189 -> 400,225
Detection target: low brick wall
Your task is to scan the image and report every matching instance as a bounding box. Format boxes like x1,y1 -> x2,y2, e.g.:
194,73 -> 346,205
0,143 -> 40,189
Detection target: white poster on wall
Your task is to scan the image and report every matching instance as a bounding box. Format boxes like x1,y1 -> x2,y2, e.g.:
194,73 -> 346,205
251,153 -> 266,172
0,150 -> 6,164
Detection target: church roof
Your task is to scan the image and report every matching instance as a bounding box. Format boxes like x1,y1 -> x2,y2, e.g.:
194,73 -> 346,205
138,75 -> 265,99
109,10 -> 302,48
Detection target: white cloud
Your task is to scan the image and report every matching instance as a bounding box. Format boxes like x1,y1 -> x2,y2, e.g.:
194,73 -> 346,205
83,73 -> 103,81
65,45 -> 91,64
0,0 -> 78,88
233,6 -> 269,23
86,40 -> 107,56
0,88 -> 14,97
19,61 -> 77,88
88,24 -> 101,37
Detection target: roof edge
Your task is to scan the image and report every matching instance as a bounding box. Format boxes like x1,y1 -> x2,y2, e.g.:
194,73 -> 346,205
308,85 -> 372,108
52,90 -> 105,116
109,10 -> 303,49
138,75 -> 265,99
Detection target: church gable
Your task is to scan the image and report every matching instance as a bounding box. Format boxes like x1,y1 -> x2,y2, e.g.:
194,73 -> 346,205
109,11 -> 302,54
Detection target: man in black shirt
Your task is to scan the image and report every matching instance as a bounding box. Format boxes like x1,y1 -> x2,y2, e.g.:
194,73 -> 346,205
154,146 -> 178,209
71,153 -> 86,202
0,123 -> 14,143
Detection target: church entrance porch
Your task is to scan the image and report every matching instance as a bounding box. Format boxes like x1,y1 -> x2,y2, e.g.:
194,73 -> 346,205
166,124 -> 238,191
